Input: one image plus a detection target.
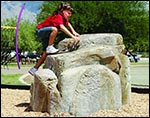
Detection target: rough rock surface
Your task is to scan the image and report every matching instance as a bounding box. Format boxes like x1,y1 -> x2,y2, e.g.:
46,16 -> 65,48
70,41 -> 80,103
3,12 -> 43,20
30,33 -> 131,116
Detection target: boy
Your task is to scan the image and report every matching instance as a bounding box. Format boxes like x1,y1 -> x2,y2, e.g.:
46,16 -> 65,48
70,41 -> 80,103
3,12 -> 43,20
29,2 -> 80,75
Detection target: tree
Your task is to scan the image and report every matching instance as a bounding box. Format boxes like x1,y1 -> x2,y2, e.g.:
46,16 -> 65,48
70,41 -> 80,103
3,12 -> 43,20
72,1 -> 149,52
1,18 -> 42,53
18,20 -> 41,52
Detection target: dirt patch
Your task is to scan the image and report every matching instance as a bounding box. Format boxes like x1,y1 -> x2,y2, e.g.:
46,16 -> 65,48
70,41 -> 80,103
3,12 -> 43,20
1,88 -> 149,117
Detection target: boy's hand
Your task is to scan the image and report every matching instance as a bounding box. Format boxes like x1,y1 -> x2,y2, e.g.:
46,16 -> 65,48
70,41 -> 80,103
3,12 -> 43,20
73,31 -> 80,37
68,37 -> 80,51
72,35 -> 80,43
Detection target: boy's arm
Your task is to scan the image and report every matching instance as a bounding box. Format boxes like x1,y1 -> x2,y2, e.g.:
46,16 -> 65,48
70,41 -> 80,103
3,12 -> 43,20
60,24 -> 79,40
67,22 -> 80,36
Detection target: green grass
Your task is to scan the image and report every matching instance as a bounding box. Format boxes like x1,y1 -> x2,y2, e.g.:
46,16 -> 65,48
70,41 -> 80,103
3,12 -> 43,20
130,66 -> 149,86
1,74 -> 25,85
1,62 -> 43,85
6,62 -> 35,68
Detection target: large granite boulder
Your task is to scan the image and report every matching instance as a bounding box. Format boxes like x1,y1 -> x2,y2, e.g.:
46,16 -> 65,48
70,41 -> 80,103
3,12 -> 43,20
30,33 -> 131,116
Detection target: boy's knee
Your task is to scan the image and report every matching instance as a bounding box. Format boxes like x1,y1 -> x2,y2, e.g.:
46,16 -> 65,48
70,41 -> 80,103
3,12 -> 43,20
52,27 -> 58,33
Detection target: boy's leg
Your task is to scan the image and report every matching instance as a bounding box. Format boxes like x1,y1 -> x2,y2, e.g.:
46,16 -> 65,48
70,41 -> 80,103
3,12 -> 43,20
48,27 -> 58,45
34,51 -> 47,69
37,26 -> 59,54
29,27 -> 59,75
46,27 -> 59,54
28,51 -> 47,76
28,27 -> 51,76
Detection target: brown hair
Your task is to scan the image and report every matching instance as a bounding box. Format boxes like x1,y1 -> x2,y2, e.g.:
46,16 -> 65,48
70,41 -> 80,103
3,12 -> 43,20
53,2 -> 73,15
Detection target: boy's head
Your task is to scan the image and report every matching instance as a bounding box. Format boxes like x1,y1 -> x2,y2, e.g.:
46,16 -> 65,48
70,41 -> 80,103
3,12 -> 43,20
61,2 -> 73,13
53,2 -> 74,17
58,2 -> 73,13
58,2 -> 73,19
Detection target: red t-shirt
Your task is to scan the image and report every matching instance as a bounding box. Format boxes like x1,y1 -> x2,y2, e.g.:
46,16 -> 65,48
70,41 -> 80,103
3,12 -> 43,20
36,14 -> 69,30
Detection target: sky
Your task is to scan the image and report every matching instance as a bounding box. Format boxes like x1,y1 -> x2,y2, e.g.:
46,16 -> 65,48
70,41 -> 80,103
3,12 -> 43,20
1,1 -> 43,23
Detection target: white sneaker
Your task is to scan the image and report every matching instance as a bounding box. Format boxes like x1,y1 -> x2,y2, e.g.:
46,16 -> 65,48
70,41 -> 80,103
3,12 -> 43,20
28,67 -> 38,76
46,45 -> 59,54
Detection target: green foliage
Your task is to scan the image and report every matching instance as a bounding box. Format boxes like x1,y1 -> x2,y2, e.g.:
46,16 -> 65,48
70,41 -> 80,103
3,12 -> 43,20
1,18 -> 17,49
18,20 -> 41,52
1,18 -> 42,53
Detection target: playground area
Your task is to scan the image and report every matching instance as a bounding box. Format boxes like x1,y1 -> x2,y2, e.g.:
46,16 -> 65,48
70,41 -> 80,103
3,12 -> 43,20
1,58 -> 149,87
1,1 -> 149,116
1,58 -> 149,117
1,86 -> 149,117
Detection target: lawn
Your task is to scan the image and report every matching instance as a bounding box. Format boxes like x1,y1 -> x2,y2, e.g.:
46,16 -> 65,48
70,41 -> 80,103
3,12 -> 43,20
130,66 -> 149,86
1,62 -> 34,85
5,62 -> 35,68
1,74 -> 25,85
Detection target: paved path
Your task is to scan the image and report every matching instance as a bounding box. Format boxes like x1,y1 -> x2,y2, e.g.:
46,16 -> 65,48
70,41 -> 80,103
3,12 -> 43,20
1,67 -> 43,75
1,67 -> 31,75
